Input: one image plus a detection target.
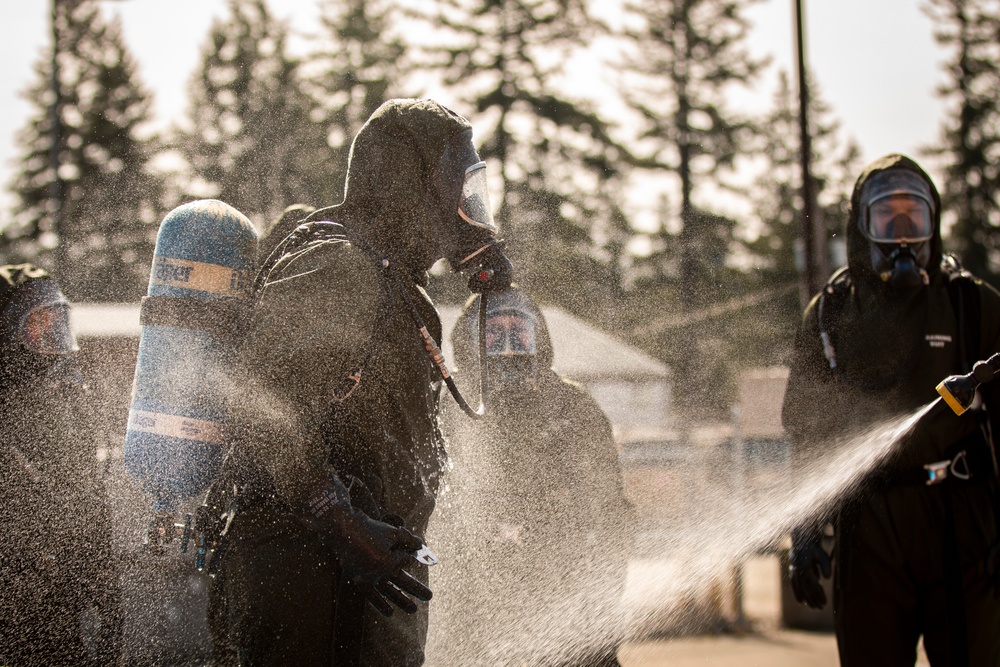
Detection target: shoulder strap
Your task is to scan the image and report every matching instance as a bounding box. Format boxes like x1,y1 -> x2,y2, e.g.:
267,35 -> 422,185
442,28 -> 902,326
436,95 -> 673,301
941,253 -> 981,373
253,220 -> 350,304
817,266 -> 852,375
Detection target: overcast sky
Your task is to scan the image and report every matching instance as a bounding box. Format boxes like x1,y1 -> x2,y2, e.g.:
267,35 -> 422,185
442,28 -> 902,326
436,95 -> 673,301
0,0 -> 949,214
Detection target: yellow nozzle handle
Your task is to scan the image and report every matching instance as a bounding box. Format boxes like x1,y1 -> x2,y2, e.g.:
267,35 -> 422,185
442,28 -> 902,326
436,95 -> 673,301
937,380 -> 968,416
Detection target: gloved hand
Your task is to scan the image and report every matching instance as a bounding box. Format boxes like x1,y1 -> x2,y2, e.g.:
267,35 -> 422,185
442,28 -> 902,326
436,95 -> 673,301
789,526 -> 832,610
302,477 -> 433,616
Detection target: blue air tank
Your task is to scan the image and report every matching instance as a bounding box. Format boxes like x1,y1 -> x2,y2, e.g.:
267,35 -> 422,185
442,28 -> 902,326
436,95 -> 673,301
124,199 -> 258,512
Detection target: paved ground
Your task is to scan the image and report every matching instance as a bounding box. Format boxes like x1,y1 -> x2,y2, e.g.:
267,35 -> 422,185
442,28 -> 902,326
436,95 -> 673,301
617,555 -> 931,667
620,630 -> 842,667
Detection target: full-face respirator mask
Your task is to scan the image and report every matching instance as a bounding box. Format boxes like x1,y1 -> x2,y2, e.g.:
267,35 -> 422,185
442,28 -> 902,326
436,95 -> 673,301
432,131 -> 512,294
0,268 -> 81,390
483,308 -> 539,393
858,169 -> 936,290
463,285 -> 543,394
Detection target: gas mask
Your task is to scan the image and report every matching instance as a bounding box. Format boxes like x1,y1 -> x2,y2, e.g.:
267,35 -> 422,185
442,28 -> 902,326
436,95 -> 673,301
0,273 -> 81,391
485,310 -> 539,393
858,169 -> 936,290
433,131 -> 513,294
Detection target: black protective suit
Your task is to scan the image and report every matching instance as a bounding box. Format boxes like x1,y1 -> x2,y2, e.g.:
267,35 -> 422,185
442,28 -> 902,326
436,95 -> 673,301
208,99 -> 512,666
0,264 -> 121,666
782,155 -> 1000,666
426,288 -> 635,667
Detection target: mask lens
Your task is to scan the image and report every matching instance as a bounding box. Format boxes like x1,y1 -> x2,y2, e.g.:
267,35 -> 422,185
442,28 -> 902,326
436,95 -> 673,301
867,193 -> 933,243
484,313 -> 536,357
21,304 -> 77,355
458,162 -> 497,232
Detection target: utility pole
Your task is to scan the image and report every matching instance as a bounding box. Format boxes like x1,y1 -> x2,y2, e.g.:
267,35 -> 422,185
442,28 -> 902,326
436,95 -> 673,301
794,0 -> 826,305
50,0 -> 65,278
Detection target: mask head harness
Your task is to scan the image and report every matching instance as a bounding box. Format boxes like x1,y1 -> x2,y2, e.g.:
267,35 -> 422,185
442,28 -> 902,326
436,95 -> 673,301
858,168 -> 936,289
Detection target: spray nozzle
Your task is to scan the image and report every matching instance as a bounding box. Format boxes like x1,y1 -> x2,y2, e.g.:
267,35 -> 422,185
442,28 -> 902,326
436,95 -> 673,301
937,353 -> 1000,415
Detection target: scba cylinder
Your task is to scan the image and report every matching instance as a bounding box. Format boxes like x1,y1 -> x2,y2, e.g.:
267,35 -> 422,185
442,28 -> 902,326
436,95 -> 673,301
125,199 -> 258,512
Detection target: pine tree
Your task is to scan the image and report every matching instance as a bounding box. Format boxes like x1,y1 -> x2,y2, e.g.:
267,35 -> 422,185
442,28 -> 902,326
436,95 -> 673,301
620,0 -> 766,308
304,0 -> 409,198
736,71 -> 860,369
177,0 -> 333,226
925,0 -> 1000,282
619,0 -> 766,418
406,0 -> 633,311
4,0 -> 161,302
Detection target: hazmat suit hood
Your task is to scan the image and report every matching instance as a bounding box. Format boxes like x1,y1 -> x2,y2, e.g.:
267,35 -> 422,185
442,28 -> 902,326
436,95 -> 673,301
336,99 -> 504,282
847,154 -> 942,288
451,286 -> 554,398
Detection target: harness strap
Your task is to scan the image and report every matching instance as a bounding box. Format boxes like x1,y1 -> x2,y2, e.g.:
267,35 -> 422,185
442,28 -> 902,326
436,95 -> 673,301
817,266 -> 851,374
139,295 -> 250,339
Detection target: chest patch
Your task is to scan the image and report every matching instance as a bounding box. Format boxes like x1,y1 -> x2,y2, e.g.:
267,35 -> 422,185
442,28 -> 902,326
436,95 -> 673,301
925,333 -> 952,348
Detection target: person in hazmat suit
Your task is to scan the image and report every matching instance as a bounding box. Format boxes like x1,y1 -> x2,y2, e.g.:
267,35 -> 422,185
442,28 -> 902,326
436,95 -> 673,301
206,98 -> 514,666
0,263 -> 122,665
782,154 -> 1000,666
426,286 -> 635,667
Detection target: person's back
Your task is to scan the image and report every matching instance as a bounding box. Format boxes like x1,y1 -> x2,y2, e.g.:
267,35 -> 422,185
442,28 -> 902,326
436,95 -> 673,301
206,98 -> 514,667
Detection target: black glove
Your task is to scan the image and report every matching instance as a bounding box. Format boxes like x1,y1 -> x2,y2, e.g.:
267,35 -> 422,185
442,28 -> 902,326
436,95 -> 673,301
302,477 -> 433,616
789,526 -> 832,610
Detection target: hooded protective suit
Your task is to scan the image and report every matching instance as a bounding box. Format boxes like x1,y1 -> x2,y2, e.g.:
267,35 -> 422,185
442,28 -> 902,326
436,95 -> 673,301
208,99 -> 511,666
782,155 -> 1000,666
0,264 -> 121,665
425,288 -> 635,667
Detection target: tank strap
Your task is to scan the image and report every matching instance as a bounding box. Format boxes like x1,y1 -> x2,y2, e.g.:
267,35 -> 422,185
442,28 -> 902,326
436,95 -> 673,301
139,295 -> 251,340
941,253 -> 981,374
326,250 -> 393,404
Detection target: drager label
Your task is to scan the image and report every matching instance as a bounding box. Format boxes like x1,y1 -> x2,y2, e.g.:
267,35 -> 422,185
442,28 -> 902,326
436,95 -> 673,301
127,409 -> 225,446
152,256 -> 251,296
